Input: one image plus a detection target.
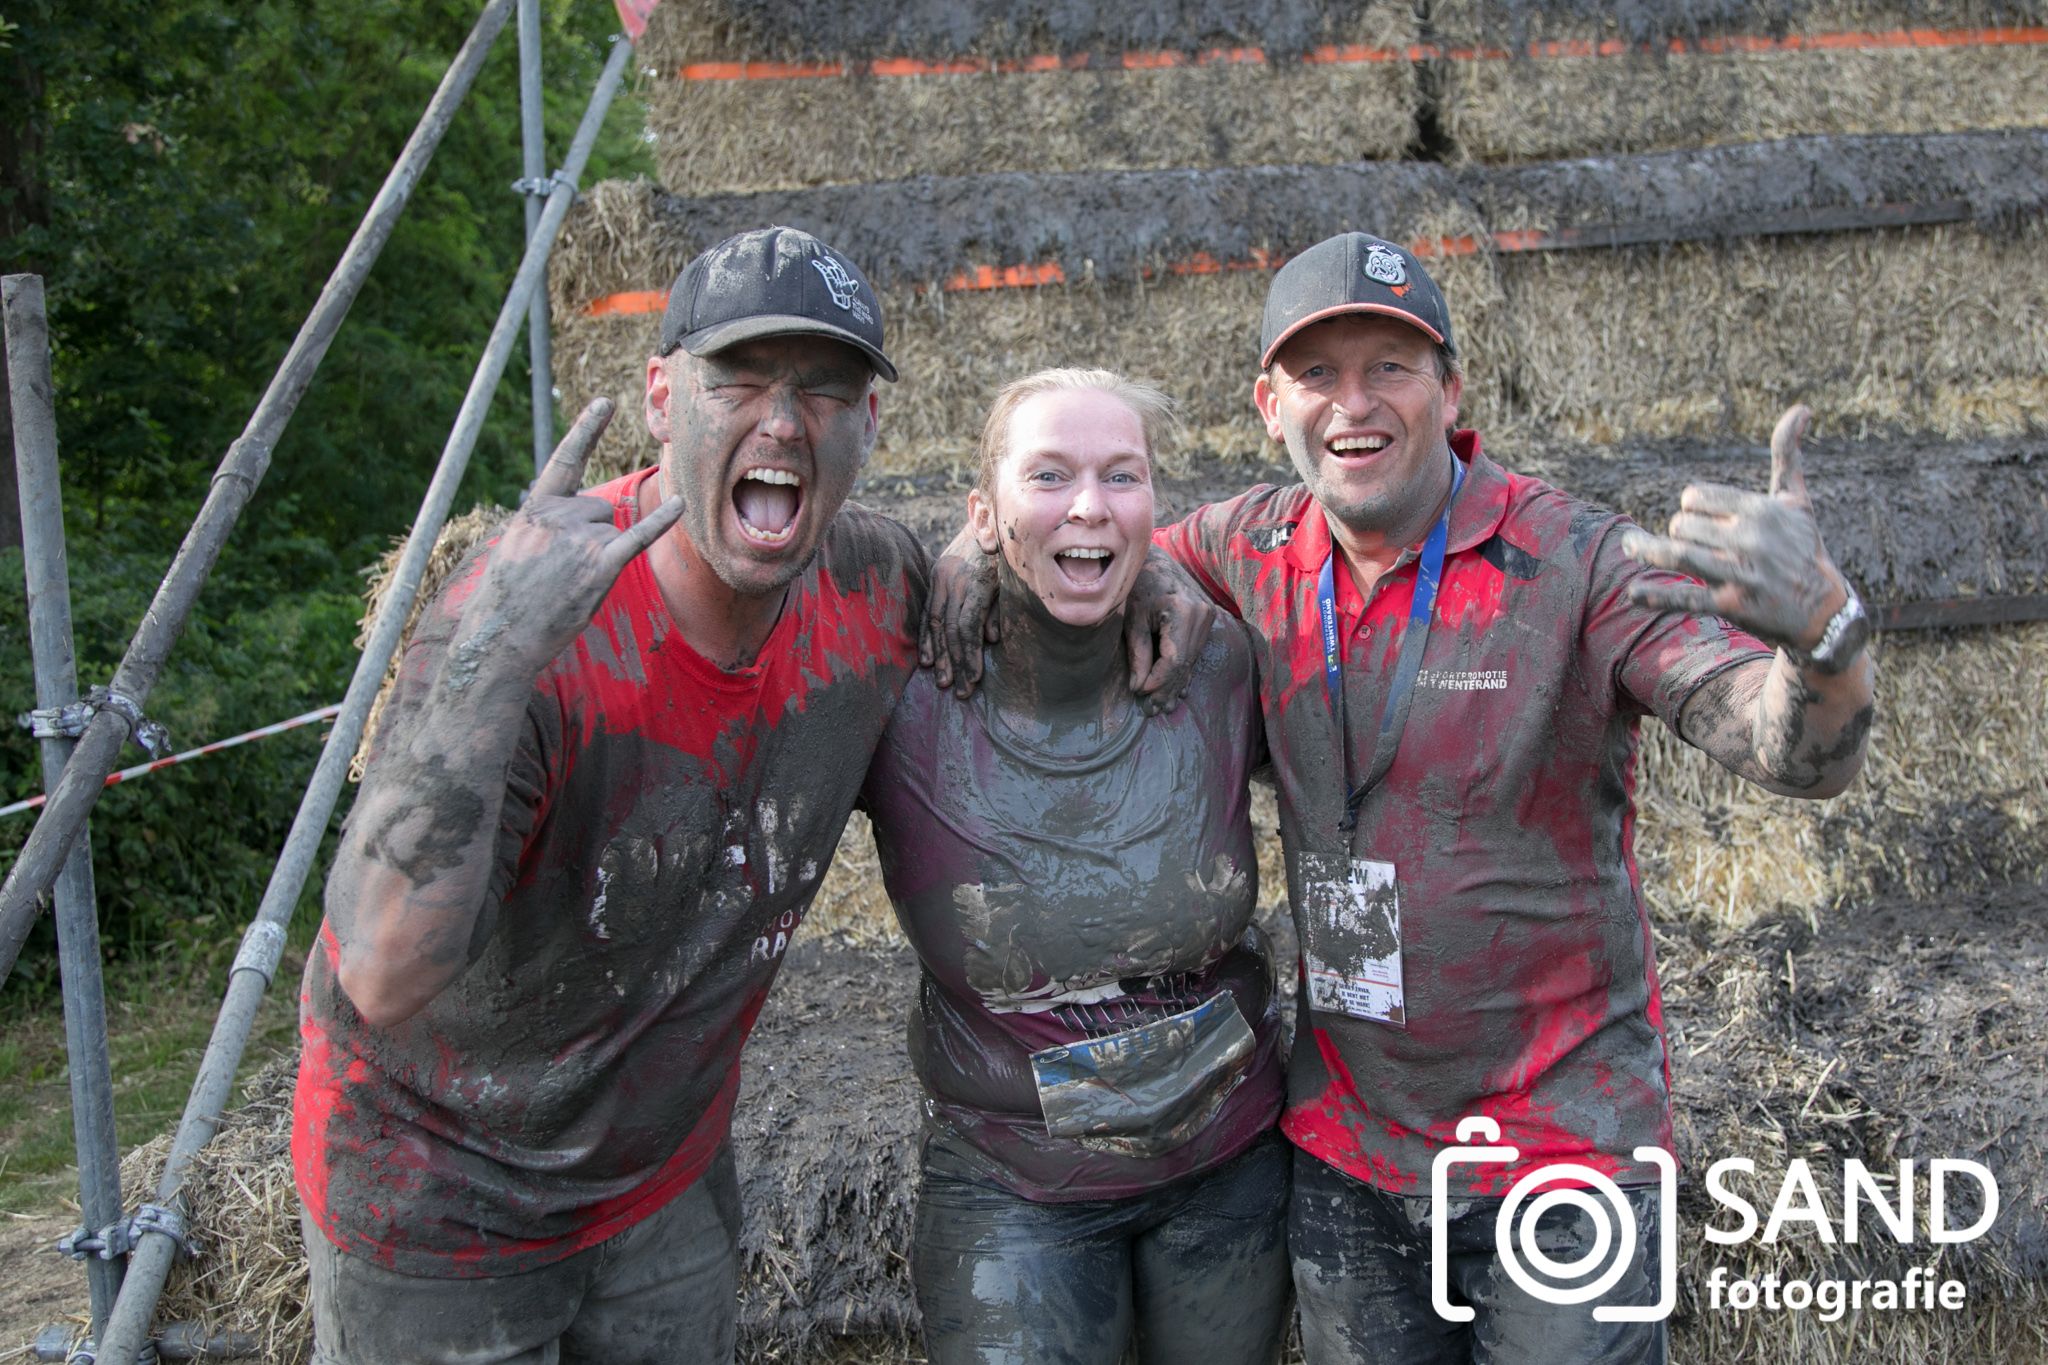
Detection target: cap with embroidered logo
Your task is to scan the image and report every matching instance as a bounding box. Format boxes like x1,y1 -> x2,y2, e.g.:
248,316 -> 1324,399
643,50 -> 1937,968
660,225 -> 898,382
1259,232 -> 1455,370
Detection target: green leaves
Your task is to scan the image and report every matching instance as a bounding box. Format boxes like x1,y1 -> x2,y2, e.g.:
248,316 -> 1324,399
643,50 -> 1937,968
2,0 -> 653,992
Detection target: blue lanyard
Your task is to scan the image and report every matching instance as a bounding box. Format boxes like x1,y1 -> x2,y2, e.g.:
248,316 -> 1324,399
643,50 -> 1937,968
1317,456 -> 1466,832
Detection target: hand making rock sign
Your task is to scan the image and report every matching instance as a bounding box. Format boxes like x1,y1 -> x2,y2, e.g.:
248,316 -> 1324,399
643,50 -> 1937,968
453,396 -> 686,683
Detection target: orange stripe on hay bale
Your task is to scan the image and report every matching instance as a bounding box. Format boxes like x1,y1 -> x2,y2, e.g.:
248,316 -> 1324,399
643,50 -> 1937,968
575,197 -> 1977,317
675,25 -> 2048,81
584,289 -> 669,317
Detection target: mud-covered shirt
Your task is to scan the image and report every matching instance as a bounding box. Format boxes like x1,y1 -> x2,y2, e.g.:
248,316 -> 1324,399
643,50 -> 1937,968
1155,434 -> 1772,1196
295,471 -> 928,1276
861,621 -> 1285,1201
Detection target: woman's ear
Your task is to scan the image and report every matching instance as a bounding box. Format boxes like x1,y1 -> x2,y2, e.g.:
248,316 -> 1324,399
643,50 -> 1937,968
967,488 -> 1001,555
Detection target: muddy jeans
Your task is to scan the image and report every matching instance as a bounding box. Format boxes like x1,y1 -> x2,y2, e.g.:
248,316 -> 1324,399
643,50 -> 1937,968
913,1129 -> 1291,1365
302,1146 -> 742,1365
1291,1149 -> 1668,1365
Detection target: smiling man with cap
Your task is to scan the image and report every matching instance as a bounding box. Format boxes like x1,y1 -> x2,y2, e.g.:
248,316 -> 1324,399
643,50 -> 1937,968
930,229 -> 1875,1362
1193,235 -> 1874,1362
293,226 -> 928,1365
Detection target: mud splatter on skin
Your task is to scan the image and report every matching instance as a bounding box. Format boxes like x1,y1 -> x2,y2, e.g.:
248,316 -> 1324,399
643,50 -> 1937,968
442,614 -> 512,694
358,752 -> 488,889
1677,651 -> 1876,796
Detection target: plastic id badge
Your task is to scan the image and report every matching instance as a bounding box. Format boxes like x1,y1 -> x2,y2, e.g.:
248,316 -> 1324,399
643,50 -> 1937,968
1299,853 -> 1406,1026
1030,992 -> 1256,1159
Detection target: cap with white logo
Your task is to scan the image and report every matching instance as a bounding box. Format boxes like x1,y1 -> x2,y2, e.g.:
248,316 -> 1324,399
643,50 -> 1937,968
660,225 -> 897,382
1258,232 -> 1455,370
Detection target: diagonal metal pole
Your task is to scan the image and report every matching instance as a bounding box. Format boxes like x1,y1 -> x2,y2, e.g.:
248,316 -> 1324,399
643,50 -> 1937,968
518,0 -> 556,473
0,0 -> 518,989
92,34 -> 637,1365
6,274 -> 126,1336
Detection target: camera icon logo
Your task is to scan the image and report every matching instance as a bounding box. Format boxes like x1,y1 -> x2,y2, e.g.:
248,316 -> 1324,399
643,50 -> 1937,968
1429,1116 -> 1677,1323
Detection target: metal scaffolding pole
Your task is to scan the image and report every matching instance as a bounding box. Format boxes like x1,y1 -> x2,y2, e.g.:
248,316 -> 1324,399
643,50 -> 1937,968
6,274 -> 126,1337
91,34 -> 637,1365
518,0 -> 556,473
0,0 -> 518,989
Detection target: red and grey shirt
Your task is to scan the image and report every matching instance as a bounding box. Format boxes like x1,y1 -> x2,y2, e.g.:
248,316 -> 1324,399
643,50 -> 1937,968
295,471 -> 927,1276
1156,432 -> 1771,1196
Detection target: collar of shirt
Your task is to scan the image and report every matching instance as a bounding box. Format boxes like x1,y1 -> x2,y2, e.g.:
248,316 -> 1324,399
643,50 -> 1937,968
1279,431 -> 1511,621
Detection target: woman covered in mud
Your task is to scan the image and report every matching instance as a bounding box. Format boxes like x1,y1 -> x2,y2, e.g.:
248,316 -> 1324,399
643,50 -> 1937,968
861,368 -> 1289,1365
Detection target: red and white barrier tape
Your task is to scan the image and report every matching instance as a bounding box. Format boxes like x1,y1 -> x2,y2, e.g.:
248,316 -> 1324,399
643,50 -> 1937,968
3,703 -> 343,820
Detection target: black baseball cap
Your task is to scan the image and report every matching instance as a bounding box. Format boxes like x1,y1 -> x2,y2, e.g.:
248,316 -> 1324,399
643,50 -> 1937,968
659,226 -> 898,382
1259,233 -> 1455,369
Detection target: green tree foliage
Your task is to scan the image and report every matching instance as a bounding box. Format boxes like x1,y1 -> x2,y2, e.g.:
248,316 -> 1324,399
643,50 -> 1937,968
0,1 -> 652,996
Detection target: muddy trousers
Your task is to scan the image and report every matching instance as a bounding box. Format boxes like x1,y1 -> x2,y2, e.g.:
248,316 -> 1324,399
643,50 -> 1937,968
1290,1149 -> 1668,1365
912,1129 -> 1292,1365
302,1146 -> 742,1365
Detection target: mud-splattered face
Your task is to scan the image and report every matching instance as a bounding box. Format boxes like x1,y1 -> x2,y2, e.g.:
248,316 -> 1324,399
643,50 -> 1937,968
644,335 -> 878,597
968,387 -> 1155,628
1254,314 -> 1462,537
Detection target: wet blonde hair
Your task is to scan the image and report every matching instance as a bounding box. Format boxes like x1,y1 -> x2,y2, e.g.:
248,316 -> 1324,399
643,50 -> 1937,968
974,367 -> 1179,496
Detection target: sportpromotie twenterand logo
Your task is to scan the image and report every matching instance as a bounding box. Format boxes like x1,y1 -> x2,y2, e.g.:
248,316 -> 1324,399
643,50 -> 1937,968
1430,1116 -> 2001,1325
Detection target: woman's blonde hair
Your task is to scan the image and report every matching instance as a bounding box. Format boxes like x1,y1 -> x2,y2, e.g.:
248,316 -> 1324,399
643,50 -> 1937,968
974,367 -> 1179,496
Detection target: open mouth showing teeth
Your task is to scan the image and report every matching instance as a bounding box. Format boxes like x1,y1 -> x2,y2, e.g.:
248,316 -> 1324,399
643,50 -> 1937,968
1055,547 -> 1114,586
1328,436 -> 1391,455
733,467 -> 803,545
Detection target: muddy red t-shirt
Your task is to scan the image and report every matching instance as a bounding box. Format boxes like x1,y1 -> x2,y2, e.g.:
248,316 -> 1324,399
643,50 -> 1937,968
861,622 -> 1284,1201
1156,434 -> 1771,1196
295,471 -> 927,1276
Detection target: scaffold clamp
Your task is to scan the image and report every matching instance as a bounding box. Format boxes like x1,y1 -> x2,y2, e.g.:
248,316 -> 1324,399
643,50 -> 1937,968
19,687 -> 171,759
511,168 -> 578,198
58,1204 -> 192,1263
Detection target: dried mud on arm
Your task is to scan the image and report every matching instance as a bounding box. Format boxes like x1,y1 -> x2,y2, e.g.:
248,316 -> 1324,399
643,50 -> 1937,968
332,401 -> 683,1026
1626,406 -> 1876,799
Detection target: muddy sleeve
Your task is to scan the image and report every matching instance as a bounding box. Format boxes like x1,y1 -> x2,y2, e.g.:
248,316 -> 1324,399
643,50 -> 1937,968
1583,517 -> 1776,728
1153,499 -> 1252,618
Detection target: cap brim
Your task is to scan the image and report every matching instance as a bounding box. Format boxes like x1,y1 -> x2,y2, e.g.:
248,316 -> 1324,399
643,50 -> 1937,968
1260,303 -> 1445,369
679,314 -> 899,383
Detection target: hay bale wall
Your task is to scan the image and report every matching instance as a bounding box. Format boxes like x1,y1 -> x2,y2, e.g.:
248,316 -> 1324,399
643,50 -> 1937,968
636,0 -> 1419,190
549,131 -> 2048,479
630,0 -> 2047,190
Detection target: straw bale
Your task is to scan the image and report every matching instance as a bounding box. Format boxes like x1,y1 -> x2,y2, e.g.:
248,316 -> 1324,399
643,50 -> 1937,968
646,61 -> 1419,193
118,1056 -> 310,1365
1634,625 -> 2048,930
1444,45 -> 2048,163
1427,0 -> 2048,159
1483,219 -> 2048,444
550,133 -> 2046,306
1523,434 -> 2048,604
1427,0 -> 2047,57
636,0 -> 1420,67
